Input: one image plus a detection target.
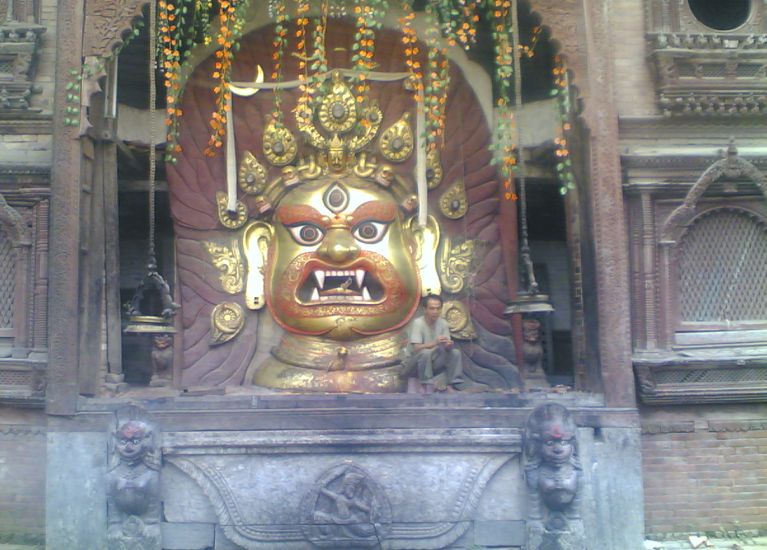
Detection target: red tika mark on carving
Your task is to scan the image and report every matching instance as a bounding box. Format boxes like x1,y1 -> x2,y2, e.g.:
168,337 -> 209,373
544,425 -> 566,440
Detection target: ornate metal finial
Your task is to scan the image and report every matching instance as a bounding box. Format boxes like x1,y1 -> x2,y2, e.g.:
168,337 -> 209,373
123,256 -> 180,334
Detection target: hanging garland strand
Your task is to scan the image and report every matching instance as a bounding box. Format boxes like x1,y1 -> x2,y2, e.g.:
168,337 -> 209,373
97,0 -> 546,167
270,0 -> 288,126
446,0 -> 480,51
351,0 -> 385,104
553,55 -> 575,195
158,0 -> 184,157
308,0 -> 330,103
399,1 -> 422,104
423,1 -> 449,150
487,0 -> 517,199
293,0 -> 312,120
204,0 -> 249,157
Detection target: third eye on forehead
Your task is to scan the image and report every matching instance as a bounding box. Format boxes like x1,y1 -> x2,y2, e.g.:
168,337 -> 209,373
276,201 -> 397,228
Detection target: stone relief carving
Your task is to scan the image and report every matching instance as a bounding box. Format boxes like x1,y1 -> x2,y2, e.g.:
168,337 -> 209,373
107,411 -> 162,550
301,463 -> 392,548
524,403 -> 584,550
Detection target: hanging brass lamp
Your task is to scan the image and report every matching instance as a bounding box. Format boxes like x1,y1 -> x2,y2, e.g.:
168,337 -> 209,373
504,0 -> 553,318
123,0 -> 179,334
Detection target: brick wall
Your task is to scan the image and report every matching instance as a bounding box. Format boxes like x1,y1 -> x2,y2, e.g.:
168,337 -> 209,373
0,411 -> 46,543
609,0 -> 658,118
641,406 -> 767,535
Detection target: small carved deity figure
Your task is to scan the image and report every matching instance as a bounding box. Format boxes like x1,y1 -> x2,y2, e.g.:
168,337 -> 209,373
314,471 -> 376,539
149,334 -> 173,387
303,464 -> 392,548
522,318 -> 549,389
524,403 -> 584,550
106,418 -> 161,550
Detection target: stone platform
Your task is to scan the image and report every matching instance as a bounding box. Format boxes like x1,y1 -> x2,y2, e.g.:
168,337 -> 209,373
45,392 -> 644,550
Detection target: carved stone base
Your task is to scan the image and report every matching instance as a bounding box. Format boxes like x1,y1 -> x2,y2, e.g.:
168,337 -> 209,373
107,517 -> 161,550
527,517 -> 585,550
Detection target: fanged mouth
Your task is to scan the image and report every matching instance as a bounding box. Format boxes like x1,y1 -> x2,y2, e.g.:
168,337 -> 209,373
297,268 -> 385,304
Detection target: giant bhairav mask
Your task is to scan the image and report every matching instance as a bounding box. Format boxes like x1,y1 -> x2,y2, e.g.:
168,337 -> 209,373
264,176 -> 420,340
237,72 -> 440,391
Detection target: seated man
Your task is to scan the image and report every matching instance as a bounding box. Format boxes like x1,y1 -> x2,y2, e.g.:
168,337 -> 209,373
401,294 -> 464,392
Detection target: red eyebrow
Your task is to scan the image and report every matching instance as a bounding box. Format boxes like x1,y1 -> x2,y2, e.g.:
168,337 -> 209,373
349,201 -> 396,225
276,204 -> 326,226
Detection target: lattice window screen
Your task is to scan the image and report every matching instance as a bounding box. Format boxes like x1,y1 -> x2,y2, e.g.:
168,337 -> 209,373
0,227 -> 15,328
679,209 -> 767,322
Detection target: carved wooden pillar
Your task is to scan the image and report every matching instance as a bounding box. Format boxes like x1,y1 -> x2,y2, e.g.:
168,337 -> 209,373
580,0 -> 635,406
11,239 -> 30,354
48,0 -> 85,414
32,198 -> 47,351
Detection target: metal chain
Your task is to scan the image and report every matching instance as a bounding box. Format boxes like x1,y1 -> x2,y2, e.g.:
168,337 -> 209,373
148,0 -> 157,264
511,0 -> 538,293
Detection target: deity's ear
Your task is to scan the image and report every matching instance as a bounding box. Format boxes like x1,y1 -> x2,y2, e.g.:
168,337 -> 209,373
243,221 -> 274,310
405,215 -> 442,296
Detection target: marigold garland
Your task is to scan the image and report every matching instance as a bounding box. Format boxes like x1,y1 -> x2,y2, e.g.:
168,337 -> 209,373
487,0 -> 517,199
270,0 -> 288,127
204,0 -> 249,157
423,2 -> 449,150
80,0 -> 566,175
399,2 -> 422,103
552,55 -> 575,195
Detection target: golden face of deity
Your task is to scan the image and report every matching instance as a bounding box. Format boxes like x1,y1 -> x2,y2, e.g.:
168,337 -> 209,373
265,177 -> 421,340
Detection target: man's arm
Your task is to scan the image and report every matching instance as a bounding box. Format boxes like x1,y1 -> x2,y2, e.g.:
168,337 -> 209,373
412,341 -> 437,353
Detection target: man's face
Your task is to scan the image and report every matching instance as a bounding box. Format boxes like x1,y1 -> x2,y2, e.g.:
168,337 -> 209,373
424,298 -> 443,324
265,177 -> 421,339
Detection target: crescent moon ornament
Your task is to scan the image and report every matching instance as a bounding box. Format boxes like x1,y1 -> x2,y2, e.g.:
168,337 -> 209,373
230,65 -> 266,97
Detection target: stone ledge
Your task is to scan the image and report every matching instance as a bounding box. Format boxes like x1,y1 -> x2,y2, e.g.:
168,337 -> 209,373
162,427 -> 522,455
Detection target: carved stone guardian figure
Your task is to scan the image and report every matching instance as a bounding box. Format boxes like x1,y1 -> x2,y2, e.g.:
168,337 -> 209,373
524,403 -> 584,550
106,413 -> 162,550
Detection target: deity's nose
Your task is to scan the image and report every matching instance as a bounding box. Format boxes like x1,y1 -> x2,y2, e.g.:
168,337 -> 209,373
318,227 -> 360,264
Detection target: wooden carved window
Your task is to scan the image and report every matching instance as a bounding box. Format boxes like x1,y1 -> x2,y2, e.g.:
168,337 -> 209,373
0,225 -> 14,340
678,208 -> 767,329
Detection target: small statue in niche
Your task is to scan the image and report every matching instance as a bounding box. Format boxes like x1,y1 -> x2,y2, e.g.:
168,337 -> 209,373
106,417 -> 161,550
524,403 -> 584,550
149,334 -> 173,387
522,318 -> 549,389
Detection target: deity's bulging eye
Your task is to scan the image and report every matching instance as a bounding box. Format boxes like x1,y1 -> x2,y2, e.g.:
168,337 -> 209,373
286,223 -> 325,246
353,221 -> 390,244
